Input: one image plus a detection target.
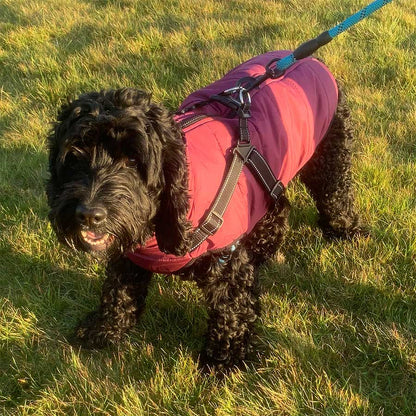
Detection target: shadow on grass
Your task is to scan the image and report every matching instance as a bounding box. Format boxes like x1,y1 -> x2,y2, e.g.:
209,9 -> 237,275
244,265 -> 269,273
272,230 -> 415,323
0,2 -> 26,27
79,0 -> 134,9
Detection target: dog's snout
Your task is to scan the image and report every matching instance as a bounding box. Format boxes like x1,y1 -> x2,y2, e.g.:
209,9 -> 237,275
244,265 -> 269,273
76,204 -> 107,227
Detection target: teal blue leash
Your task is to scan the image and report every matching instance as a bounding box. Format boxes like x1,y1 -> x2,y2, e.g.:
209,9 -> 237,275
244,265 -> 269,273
272,0 -> 394,76
179,0 -> 395,112
237,0 -> 395,91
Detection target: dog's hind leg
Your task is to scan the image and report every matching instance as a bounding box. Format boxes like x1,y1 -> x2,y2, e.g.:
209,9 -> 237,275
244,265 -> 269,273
299,91 -> 367,239
74,258 -> 152,348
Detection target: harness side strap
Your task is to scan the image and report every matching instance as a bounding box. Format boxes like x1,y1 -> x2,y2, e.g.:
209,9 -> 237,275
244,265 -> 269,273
190,142 -> 285,252
243,146 -> 285,202
190,150 -> 245,251
235,118 -> 285,203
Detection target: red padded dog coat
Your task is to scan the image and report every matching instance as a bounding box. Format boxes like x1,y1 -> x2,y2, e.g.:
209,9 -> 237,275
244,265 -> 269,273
127,50 -> 338,273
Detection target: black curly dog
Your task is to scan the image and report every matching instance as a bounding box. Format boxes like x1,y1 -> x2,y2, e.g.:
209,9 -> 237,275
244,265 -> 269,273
47,77 -> 365,372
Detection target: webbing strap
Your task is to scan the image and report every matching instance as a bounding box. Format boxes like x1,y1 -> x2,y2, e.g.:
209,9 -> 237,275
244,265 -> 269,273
239,117 -> 250,143
189,142 -> 285,251
190,150 -> 245,251
235,143 -> 285,202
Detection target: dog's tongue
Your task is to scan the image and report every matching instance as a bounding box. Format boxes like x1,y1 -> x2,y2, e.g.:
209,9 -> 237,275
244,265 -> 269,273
81,230 -> 113,248
85,231 -> 104,240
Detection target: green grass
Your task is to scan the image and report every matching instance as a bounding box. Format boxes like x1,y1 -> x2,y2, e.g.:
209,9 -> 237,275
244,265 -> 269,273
1,0 -> 415,414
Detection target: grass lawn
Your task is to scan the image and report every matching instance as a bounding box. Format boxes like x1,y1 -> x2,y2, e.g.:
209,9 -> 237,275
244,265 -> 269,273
1,0 -> 415,414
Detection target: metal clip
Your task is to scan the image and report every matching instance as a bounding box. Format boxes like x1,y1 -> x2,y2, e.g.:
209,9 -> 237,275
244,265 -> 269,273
223,86 -> 243,95
222,86 -> 251,113
218,244 -> 238,265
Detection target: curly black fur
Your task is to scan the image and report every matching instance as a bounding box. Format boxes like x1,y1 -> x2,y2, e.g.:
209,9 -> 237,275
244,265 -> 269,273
47,88 -> 191,256
47,85 -> 366,373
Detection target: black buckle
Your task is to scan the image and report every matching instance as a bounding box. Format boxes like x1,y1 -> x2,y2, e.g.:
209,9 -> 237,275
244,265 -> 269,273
199,211 -> 224,235
209,94 -> 241,112
270,181 -> 284,201
234,143 -> 255,163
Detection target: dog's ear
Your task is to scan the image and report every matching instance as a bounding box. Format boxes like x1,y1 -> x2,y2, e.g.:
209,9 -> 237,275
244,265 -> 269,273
111,89 -> 192,255
151,109 -> 192,256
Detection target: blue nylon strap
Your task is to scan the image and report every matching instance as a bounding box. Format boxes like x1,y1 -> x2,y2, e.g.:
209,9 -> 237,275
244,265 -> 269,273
275,0 -> 393,74
328,0 -> 393,38
274,54 -> 297,74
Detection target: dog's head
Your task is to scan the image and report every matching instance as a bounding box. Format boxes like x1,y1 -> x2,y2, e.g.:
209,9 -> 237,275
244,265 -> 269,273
47,88 -> 191,258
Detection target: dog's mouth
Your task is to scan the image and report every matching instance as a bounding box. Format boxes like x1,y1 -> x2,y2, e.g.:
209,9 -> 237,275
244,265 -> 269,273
80,230 -> 114,251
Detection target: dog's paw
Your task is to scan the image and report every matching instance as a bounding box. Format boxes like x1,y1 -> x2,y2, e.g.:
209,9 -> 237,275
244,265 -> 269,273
324,225 -> 370,241
319,217 -> 371,241
69,311 -> 124,349
197,352 -> 242,379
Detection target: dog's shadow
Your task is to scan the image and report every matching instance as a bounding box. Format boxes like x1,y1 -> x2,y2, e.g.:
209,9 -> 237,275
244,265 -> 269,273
134,275 -> 207,355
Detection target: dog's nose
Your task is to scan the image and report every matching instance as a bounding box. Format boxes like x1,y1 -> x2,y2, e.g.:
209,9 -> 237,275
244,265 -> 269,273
75,204 -> 107,227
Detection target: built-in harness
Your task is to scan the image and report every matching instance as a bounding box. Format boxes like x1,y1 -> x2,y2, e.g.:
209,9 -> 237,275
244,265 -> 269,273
177,59 -> 287,252
126,0 -> 393,273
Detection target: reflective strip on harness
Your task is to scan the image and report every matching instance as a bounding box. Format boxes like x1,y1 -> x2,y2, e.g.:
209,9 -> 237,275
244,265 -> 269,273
190,150 -> 245,251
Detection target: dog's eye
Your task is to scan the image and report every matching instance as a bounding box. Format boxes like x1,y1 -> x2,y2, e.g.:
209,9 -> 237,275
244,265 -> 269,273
126,157 -> 137,168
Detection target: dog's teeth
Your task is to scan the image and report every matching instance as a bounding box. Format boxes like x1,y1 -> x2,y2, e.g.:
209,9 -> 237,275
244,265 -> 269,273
80,231 -> 112,247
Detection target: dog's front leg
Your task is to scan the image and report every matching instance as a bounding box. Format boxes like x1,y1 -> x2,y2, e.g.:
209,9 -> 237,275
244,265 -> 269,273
74,257 -> 152,348
197,247 -> 259,373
